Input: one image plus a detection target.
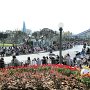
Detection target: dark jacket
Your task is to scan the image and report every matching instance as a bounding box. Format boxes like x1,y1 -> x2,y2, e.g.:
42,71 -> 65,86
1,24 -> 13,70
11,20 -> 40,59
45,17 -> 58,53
0,58 -> 5,68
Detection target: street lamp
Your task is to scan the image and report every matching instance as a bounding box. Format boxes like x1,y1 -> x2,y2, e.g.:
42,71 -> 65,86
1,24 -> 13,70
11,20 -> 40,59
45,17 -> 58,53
28,34 -> 31,40
58,23 -> 64,64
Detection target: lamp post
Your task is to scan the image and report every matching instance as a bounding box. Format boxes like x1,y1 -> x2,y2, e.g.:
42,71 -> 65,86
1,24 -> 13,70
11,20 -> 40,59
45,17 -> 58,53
40,35 -> 44,48
28,34 -> 31,41
27,34 -> 31,45
2,33 -> 5,47
58,23 -> 64,64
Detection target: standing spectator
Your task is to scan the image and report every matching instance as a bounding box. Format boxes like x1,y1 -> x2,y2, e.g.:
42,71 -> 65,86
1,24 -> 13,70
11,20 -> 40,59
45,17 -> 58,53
87,56 -> 90,68
42,56 -> 47,64
36,58 -> 42,65
86,48 -> 90,54
27,57 -> 31,65
47,57 -> 51,64
50,57 -> 55,64
56,55 -> 59,64
1,47 -> 4,57
73,57 -> 76,66
10,55 -> 20,66
70,58 -> 74,67
65,53 -> 71,66
81,48 -> 86,56
32,58 -> 37,65
83,43 -> 86,49
0,57 -> 5,68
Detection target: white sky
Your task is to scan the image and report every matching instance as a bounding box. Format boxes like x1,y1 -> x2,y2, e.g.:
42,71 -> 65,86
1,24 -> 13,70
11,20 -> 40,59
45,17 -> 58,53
0,0 -> 90,34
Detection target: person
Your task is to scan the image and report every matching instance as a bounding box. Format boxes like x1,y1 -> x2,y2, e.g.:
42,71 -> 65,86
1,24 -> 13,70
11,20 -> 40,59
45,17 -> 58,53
50,57 -> 55,64
76,52 -> 81,58
76,58 -> 82,68
65,53 -> 71,66
32,58 -> 37,65
0,57 -> 5,68
87,56 -> 90,68
27,57 -> 31,65
10,55 -> 20,66
1,47 -> 4,57
83,43 -> 86,49
70,58 -> 74,67
81,48 -> 85,56
47,56 -> 51,64
73,57 -> 76,66
56,55 -> 59,64
86,48 -> 90,54
83,57 -> 88,66
36,58 -> 42,65
42,56 -> 47,64
49,47 -> 52,53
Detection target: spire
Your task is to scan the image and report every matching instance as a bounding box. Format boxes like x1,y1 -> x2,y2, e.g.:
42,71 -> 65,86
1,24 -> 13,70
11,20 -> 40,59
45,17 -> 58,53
22,21 -> 26,33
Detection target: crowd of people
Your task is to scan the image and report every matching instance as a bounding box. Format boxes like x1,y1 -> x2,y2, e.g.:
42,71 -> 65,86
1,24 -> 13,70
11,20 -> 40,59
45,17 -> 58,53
0,41 -> 74,57
0,44 -> 89,69
0,41 -> 89,68
63,43 -> 90,68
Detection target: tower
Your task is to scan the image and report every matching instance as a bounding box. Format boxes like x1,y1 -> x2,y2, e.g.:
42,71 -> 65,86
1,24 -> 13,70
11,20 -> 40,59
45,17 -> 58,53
22,21 -> 26,33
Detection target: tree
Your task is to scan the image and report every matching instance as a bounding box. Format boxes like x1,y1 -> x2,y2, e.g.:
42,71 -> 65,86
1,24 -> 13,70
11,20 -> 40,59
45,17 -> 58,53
0,33 -> 8,39
0,33 -> 8,46
32,28 -> 59,47
12,30 -> 28,44
32,31 -> 40,41
62,31 -> 72,41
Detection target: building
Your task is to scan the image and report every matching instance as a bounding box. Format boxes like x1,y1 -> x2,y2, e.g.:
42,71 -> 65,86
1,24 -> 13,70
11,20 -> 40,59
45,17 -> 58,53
22,21 -> 26,33
22,21 -> 32,35
26,29 -> 32,35
71,29 -> 90,39
6,30 -> 13,34
76,29 -> 90,39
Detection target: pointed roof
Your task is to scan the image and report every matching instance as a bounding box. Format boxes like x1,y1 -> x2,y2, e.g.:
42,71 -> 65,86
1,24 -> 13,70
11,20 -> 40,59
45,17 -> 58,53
22,21 -> 26,33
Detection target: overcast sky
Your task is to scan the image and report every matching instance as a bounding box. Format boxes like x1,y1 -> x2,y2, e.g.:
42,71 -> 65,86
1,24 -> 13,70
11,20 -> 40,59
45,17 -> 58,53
0,0 -> 90,34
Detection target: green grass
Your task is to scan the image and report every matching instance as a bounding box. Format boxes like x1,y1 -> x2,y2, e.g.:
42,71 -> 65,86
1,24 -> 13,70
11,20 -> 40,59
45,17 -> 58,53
0,44 -> 15,47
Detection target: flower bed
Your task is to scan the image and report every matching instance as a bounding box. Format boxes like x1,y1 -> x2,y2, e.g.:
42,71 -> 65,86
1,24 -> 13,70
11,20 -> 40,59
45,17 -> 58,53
0,64 -> 90,90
